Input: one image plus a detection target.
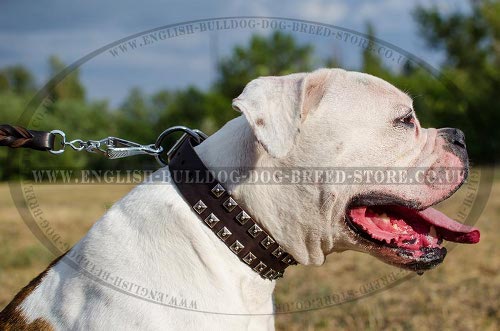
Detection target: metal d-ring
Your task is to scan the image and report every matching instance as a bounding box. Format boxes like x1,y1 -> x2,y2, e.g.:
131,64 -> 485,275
154,126 -> 207,166
48,130 -> 87,154
48,130 -> 67,154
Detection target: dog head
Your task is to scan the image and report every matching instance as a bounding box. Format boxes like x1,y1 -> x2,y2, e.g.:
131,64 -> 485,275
231,68 -> 479,273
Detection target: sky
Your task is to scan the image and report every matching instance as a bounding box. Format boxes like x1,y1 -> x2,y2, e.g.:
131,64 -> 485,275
0,0 -> 470,107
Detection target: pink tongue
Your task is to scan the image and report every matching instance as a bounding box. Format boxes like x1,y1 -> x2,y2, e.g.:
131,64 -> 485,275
416,207 -> 480,244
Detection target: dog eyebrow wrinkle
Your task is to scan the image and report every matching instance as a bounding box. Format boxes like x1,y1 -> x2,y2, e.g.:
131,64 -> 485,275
393,104 -> 413,115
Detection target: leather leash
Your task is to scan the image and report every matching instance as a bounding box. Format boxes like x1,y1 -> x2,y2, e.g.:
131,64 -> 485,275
0,124 -> 54,151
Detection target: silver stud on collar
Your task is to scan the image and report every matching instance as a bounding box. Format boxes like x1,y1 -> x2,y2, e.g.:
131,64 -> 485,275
235,211 -> 251,225
230,240 -> 244,254
272,246 -> 285,258
217,227 -> 232,241
242,252 -> 257,265
204,213 -> 220,228
248,224 -> 263,238
264,268 -> 277,279
260,236 -> 275,249
282,255 -> 296,265
211,183 -> 225,198
193,200 -> 207,214
254,261 -> 267,273
274,271 -> 284,279
223,197 -> 237,212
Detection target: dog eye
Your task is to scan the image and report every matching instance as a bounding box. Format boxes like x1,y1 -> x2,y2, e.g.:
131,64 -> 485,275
396,112 -> 415,128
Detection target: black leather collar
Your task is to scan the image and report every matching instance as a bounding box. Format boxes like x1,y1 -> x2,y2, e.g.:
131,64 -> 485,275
168,137 -> 297,280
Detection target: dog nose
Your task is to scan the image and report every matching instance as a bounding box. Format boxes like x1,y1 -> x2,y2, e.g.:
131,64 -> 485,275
438,128 -> 466,149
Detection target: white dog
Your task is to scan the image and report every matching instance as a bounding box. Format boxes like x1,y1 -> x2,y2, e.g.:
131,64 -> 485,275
0,68 -> 479,330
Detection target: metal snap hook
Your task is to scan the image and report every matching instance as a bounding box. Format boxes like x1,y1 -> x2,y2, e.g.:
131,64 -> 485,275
47,126 -> 207,165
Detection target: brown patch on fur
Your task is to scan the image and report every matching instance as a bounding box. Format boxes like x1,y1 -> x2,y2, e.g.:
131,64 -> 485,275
0,252 -> 67,330
302,70 -> 330,120
256,118 -> 265,127
0,317 -> 55,331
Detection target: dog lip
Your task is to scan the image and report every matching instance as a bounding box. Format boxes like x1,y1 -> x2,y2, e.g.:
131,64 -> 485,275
347,193 -> 422,211
402,247 -> 447,271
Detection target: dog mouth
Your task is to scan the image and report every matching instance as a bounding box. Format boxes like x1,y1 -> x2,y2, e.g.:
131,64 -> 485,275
345,197 -> 480,272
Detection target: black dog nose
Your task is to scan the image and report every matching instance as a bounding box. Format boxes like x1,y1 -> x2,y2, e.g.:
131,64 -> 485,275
438,128 -> 466,149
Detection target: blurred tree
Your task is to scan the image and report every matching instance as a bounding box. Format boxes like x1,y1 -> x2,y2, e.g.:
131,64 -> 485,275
414,2 -> 493,70
361,23 -> 386,77
201,90 -> 235,133
0,91 -> 33,179
0,65 -> 36,94
117,87 -> 156,141
48,55 -> 86,101
324,55 -> 342,70
0,72 -> 7,91
157,87 -> 206,130
216,31 -> 314,100
414,0 -> 500,163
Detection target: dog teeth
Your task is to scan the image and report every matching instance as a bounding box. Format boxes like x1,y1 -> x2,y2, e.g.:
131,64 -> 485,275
429,226 -> 437,238
379,213 -> 390,222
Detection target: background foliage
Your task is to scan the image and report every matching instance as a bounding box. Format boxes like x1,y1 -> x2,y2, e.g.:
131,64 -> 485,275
0,2 -> 498,179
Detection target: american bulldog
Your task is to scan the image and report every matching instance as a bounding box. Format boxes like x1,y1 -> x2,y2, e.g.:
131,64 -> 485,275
0,68 -> 479,330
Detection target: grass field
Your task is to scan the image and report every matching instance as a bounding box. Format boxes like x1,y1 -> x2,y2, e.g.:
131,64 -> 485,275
0,170 -> 498,330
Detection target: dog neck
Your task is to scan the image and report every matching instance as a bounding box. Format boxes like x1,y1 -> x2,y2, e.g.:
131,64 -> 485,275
195,116 -> 338,266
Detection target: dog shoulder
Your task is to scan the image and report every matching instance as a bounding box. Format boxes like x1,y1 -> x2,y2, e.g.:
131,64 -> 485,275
0,252 -> 67,330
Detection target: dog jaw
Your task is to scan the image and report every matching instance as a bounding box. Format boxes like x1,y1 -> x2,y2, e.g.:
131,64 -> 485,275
227,68 -> 477,271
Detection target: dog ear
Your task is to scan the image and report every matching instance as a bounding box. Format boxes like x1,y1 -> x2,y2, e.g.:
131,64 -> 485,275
232,69 -> 330,158
301,69 -> 330,120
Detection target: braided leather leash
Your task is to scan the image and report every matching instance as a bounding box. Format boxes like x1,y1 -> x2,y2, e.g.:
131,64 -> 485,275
0,124 -> 55,151
0,124 -> 203,164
